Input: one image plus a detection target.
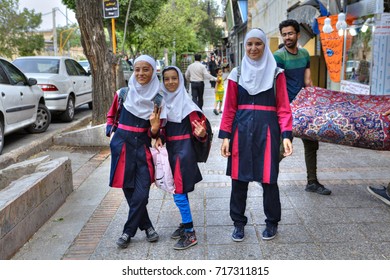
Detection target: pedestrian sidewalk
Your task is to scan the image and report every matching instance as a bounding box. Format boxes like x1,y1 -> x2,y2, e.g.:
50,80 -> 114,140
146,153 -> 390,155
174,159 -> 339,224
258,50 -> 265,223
12,80 -> 390,260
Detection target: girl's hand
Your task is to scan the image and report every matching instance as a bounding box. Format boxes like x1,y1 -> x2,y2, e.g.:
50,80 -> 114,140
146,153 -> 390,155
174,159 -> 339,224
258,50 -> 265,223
155,138 -> 163,149
221,138 -> 230,157
192,120 -> 206,138
282,138 -> 293,157
383,109 -> 390,117
149,105 -> 161,134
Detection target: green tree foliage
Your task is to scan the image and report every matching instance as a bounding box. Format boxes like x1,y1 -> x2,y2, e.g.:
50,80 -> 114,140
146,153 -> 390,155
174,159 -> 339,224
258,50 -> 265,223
0,0 -> 44,58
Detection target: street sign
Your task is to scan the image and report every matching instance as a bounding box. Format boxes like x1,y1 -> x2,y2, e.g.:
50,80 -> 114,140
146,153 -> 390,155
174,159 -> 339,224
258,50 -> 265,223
102,0 -> 119,19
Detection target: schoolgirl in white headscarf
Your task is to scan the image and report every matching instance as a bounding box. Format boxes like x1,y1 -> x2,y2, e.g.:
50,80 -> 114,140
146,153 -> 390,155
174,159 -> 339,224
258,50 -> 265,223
123,54 -> 166,120
160,66 -> 201,123
228,28 -> 277,95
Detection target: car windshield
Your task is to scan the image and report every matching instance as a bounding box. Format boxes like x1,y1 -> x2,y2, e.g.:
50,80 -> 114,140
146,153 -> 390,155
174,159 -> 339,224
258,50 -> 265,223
13,58 -> 60,74
78,61 -> 89,67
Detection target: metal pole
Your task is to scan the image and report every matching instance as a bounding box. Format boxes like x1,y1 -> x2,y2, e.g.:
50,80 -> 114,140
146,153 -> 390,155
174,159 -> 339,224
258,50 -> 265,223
112,18 -> 116,54
122,0 -> 133,54
53,8 -> 57,56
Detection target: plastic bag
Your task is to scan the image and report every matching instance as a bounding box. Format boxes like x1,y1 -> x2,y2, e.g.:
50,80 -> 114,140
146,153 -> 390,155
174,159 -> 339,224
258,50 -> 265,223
150,146 -> 175,194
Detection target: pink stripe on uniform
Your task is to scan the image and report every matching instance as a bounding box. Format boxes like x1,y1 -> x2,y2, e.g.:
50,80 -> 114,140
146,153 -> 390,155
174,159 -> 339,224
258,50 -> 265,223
238,105 -> 276,111
118,123 -> 149,132
166,134 -> 191,141
262,127 -> 271,184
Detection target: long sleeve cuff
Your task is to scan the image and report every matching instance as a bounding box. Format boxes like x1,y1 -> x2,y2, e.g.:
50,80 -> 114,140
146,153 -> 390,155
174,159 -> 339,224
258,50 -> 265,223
282,131 -> 293,141
218,130 -> 231,139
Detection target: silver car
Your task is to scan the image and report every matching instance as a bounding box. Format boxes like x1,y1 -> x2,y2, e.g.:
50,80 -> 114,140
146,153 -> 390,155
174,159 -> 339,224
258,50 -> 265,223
13,56 -> 92,122
0,57 -> 51,154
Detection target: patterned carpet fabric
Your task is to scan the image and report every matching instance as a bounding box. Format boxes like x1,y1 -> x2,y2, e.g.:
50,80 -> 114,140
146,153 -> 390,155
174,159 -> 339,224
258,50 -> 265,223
291,87 -> 390,151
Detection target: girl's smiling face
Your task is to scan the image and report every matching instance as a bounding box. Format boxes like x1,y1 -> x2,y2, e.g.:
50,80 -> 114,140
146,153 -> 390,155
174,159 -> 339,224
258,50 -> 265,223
134,61 -> 153,85
163,69 -> 179,93
245,37 -> 265,61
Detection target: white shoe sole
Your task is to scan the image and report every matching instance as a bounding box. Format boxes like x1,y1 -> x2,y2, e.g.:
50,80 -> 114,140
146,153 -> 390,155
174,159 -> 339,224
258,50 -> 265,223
367,187 -> 390,206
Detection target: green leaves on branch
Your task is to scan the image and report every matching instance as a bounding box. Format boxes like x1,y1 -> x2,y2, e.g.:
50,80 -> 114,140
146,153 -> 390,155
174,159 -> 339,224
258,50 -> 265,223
0,0 -> 44,57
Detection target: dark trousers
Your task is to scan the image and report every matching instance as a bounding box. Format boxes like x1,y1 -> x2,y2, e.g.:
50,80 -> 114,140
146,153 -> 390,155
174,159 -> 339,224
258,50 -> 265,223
302,138 -> 319,182
280,138 -> 319,182
122,186 -> 152,237
230,179 -> 281,227
191,81 -> 205,109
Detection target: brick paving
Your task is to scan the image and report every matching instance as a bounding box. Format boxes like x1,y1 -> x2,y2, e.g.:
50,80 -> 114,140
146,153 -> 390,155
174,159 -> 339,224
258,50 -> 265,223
11,80 -> 390,260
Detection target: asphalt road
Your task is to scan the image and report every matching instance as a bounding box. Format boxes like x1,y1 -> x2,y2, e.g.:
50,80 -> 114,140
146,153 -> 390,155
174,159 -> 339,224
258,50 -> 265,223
1,104 -> 92,156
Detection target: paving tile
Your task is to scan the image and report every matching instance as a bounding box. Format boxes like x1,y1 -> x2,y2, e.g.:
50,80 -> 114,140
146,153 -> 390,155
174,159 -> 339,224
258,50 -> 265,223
208,244 -> 263,260
261,243 -> 324,260
318,242 -> 385,260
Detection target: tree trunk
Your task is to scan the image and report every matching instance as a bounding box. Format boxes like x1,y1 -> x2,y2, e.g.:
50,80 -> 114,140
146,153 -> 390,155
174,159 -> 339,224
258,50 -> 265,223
75,0 -> 116,125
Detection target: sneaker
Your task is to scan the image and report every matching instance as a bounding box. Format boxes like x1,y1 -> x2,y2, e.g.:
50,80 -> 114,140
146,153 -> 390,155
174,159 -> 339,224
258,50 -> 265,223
145,227 -> 159,242
213,109 -> 219,115
367,186 -> 390,206
262,225 -> 278,240
116,233 -> 130,248
231,225 -> 245,242
305,180 -> 331,195
171,224 -> 185,239
173,231 -> 198,250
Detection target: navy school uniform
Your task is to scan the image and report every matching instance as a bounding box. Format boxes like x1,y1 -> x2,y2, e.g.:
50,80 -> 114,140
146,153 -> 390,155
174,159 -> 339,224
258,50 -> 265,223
106,93 -> 157,237
163,111 -> 206,194
218,75 -> 292,184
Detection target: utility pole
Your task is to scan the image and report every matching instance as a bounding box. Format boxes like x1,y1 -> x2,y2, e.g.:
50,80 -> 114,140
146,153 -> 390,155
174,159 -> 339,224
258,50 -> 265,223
53,8 -> 57,56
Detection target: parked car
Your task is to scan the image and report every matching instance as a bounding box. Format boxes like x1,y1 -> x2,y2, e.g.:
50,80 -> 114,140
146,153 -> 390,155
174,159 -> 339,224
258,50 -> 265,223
0,57 -> 51,154
77,59 -> 90,73
121,59 -> 133,84
156,59 -> 165,80
13,56 -> 92,122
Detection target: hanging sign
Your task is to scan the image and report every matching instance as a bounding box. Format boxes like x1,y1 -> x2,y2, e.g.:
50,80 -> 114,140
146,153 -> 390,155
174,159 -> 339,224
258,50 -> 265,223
103,0 -> 119,19
317,15 -> 344,83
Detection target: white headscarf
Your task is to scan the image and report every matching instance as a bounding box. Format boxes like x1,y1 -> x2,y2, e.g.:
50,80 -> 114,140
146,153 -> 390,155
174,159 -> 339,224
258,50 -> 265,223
123,55 -> 166,120
228,28 -> 277,95
160,66 -> 201,123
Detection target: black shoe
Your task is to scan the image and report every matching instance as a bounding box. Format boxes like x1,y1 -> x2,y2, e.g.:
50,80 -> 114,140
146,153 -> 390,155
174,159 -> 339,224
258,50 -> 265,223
262,225 -> 278,240
367,186 -> 390,206
116,233 -> 131,248
145,227 -> 159,242
213,109 -> 219,115
231,225 -> 245,242
305,180 -> 331,195
171,224 -> 185,239
173,230 -> 198,250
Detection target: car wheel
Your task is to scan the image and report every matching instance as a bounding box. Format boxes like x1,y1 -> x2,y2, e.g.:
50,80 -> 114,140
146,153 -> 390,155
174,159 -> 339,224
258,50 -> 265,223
88,101 -> 93,109
61,96 -> 75,122
26,104 -> 51,133
0,119 -> 4,155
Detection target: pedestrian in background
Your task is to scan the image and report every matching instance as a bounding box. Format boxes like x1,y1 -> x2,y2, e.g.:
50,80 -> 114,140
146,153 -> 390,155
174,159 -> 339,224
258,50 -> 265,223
106,55 -> 166,249
158,66 -> 208,250
219,28 -> 293,241
208,55 -> 218,88
213,67 -> 225,115
274,19 -> 331,195
185,53 -> 217,110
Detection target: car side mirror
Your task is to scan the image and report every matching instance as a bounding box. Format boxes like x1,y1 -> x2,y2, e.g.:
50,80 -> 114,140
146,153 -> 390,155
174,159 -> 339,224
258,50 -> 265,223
28,77 -> 38,86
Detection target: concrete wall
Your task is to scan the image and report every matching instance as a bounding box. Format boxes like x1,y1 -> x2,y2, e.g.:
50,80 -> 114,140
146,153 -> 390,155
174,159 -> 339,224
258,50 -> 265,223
0,156 -> 73,260
53,124 -> 110,147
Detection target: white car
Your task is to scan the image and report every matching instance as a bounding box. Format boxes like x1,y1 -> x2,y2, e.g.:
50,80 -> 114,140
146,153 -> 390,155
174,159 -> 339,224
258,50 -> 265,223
13,56 -> 92,122
121,59 -> 133,84
0,57 -> 51,154
77,60 -> 90,73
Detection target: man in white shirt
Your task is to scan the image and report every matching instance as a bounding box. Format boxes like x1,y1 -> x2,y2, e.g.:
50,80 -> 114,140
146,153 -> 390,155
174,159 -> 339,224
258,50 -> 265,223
185,54 -> 217,109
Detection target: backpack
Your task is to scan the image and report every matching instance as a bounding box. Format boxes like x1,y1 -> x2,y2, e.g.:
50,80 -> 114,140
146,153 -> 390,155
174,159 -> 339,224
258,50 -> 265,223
192,117 -> 213,163
149,147 -> 175,194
